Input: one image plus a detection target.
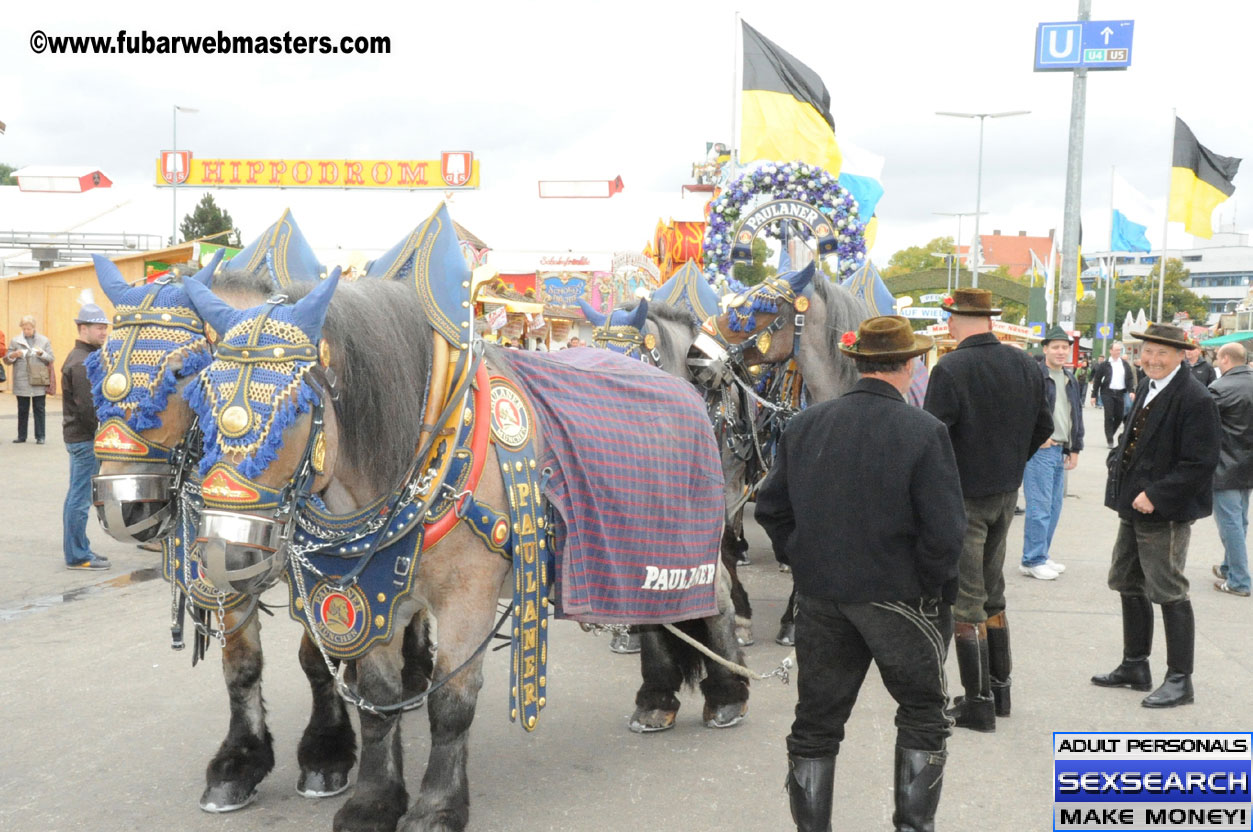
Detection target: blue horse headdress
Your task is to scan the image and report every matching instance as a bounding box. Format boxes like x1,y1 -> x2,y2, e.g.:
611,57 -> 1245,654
725,261 -> 816,333
650,261 -> 721,324
225,208 -> 324,289
364,202 -> 471,349
578,298 -> 649,358
183,268 -> 340,480
87,249 -> 225,432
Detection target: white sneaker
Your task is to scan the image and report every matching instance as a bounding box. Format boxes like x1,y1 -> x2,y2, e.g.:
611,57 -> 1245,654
1045,559 -> 1067,574
1020,563 -> 1059,580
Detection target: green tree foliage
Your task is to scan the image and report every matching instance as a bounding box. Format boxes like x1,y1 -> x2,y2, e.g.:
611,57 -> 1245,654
731,237 -> 778,286
1112,258 -> 1208,325
0,163 -> 17,186
179,193 -> 242,246
883,236 -> 955,278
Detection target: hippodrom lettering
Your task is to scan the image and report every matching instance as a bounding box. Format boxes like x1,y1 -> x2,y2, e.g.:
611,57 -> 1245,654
31,29 -> 390,56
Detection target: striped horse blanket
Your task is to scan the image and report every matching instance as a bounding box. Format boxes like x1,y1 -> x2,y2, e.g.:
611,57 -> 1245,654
497,348 -> 724,624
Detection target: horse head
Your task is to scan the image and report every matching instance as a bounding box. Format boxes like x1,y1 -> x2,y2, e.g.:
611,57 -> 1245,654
578,298 -> 653,359
706,261 -> 817,366
183,269 -> 343,596
89,249 -> 224,542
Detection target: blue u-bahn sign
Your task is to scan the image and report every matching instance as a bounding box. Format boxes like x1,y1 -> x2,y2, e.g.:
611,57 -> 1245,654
1035,20 -> 1134,71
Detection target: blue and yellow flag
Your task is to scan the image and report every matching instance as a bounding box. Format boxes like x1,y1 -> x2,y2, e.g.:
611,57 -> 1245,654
740,22 -> 841,175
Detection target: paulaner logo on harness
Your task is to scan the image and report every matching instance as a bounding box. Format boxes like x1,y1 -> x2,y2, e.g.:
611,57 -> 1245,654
310,583 -> 369,650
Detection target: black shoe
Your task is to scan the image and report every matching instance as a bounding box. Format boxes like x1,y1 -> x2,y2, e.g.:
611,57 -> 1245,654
785,755 -> 834,832
12,438 -> 25,443
893,747 -> 945,832
36,438 -> 45,444
991,684 -> 1011,718
945,695 -> 996,732
1141,671 -> 1194,708
1091,658 -> 1152,691
775,621 -> 795,646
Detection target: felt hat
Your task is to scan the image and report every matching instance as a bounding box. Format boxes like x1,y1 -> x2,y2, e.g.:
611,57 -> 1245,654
1131,322 -> 1193,350
838,315 -> 934,362
941,288 -> 1001,316
1041,325 -> 1073,344
75,303 -> 109,325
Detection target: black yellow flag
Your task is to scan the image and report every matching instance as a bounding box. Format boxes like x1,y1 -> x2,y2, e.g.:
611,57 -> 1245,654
1168,118 -> 1241,239
740,22 -> 841,174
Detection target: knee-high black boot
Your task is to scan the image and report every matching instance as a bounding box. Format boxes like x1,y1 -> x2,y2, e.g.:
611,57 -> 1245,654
1142,600 -> 1194,708
946,621 -> 995,732
785,755 -> 834,832
985,612 -> 1011,717
1091,594 -> 1153,691
893,747 -> 946,832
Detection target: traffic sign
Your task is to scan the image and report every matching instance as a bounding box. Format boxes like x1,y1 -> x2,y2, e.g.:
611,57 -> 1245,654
1096,322 -> 1113,339
1034,20 -> 1133,71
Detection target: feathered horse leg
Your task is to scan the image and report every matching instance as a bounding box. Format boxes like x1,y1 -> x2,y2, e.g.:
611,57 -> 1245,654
295,632 -> 357,799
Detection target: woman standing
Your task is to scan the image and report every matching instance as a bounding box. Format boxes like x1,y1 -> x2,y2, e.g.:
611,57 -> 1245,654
4,315 -> 55,443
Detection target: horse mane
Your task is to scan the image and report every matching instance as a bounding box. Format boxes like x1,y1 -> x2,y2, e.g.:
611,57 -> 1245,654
211,271 -> 431,493
812,275 -> 871,364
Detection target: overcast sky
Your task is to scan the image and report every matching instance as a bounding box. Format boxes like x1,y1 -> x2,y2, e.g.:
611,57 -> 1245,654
2,0 -> 1248,266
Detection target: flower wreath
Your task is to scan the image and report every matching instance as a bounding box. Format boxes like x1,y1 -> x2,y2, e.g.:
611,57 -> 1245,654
703,161 -> 867,292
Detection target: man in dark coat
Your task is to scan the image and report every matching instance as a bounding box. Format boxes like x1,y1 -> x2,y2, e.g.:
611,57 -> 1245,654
1209,342 -> 1253,597
923,288 -> 1052,733
62,302 -> 111,570
1091,342 -> 1136,447
1092,323 -> 1220,707
757,316 -> 965,832
1185,346 -> 1217,387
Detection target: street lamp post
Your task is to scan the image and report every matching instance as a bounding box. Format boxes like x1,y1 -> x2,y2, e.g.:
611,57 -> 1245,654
172,105 -> 198,247
936,111 -> 1030,288
934,211 -> 987,291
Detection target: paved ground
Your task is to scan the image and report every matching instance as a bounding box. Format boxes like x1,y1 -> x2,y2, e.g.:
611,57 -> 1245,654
1,393 -> 1250,831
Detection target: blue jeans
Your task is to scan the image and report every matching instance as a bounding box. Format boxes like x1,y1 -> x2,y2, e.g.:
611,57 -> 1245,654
1214,488 -> 1251,592
63,441 -> 100,565
1022,445 -> 1066,566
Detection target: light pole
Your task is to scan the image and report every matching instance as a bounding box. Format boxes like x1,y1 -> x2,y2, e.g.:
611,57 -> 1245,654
934,211 -> 987,291
936,111 -> 1029,287
172,105 -> 198,247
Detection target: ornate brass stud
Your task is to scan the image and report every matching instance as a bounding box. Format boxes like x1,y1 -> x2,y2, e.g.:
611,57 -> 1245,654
311,433 -> 327,473
104,372 -> 128,399
220,405 -> 250,434
757,331 -> 773,354
794,296 -> 810,313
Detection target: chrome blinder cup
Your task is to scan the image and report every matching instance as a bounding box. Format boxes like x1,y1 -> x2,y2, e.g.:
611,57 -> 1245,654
92,473 -> 176,543
196,509 -> 288,596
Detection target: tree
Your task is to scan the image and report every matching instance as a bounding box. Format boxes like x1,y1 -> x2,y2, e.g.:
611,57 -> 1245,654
883,236 -> 955,278
179,193 -> 242,246
0,163 -> 17,186
731,237 -> 778,286
1112,258 -> 1208,326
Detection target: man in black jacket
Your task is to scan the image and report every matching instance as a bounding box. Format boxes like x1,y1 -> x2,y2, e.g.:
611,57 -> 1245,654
1185,345 -> 1217,387
62,302 -> 111,570
1209,342 -> 1253,597
757,316 -> 965,832
1020,325 -> 1085,580
1092,323 -> 1220,707
923,288 -> 1052,733
1091,341 -> 1136,447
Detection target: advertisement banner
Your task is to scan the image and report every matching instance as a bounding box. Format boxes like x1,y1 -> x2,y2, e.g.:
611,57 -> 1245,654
155,156 -> 479,189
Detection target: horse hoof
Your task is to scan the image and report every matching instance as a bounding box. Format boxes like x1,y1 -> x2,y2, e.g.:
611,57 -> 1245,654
703,701 -> 748,729
628,708 -> 676,733
199,782 -> 258,813
775,622 -> 795,646
735,554 -> 750,566
735,625 -> 755,647
609,632 -> 641,654
297,769 -> 352,798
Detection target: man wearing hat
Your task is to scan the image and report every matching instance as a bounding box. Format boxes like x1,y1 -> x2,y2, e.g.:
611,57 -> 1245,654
1092,323 -> 1220,707
62,301 -> 111,570
923,288 -> 1053,733
1020,325 -> 1085,580
757,316 -> 965,832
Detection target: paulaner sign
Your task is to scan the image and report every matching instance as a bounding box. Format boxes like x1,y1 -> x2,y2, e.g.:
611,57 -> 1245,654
155,151 -> 479,189
730,198 -> 837,264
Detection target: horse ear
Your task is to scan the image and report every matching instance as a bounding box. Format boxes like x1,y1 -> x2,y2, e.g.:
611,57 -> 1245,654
625,299 -> 648,330
91,254 -> 132,305
183,273 -> 239,337
786,261 -> 817,295
291,267 -> 341,342
188,247 -> 226,287
578,298 -> 606,327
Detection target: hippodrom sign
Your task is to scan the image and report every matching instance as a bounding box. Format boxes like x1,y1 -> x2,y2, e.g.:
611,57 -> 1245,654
154,152 -> 479,189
